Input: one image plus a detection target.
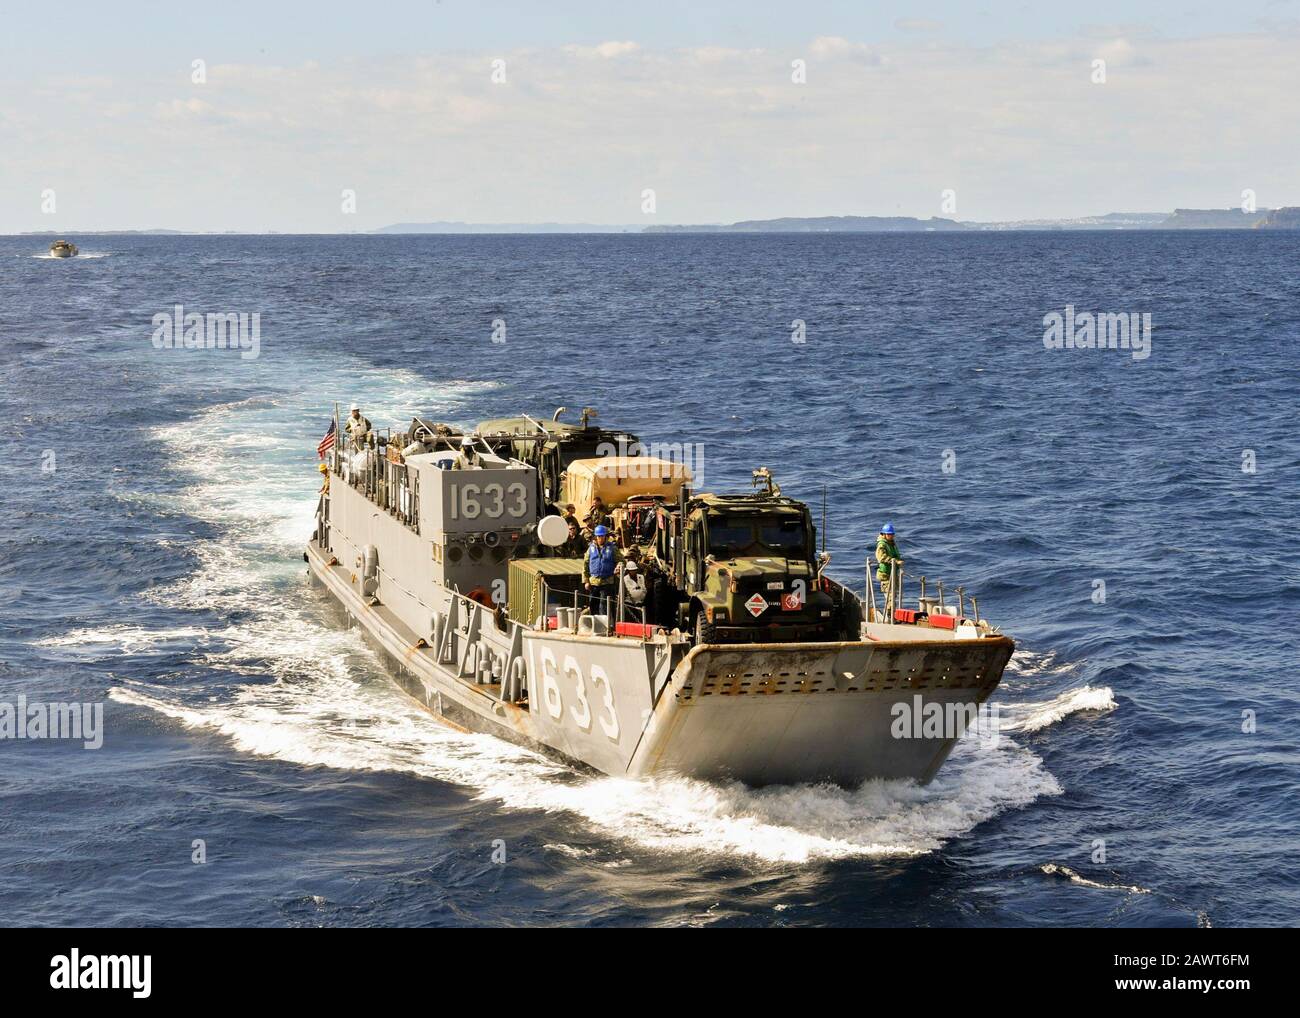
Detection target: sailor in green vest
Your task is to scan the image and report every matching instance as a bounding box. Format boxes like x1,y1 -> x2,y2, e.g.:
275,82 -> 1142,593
875,522 -> 904,609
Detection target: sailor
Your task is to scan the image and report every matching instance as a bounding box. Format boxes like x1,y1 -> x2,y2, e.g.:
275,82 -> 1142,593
583,524 -> 621,617
583,496 -> 611,539
317,462 -> 330,494
345,403 -> 371,449
452,437 -> 480,470
875,523 -> 904,609
637,502 -> 660,542
621,560 -> 647,608
558,520 -> 586,558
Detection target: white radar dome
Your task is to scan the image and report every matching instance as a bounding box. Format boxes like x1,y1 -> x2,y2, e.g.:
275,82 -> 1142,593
537,515 -> 569,547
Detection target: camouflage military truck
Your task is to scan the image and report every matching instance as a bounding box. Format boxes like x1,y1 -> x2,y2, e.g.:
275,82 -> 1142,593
647,468 -> 860,644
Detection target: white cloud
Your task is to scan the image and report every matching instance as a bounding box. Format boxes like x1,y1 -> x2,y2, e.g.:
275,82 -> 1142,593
154,97 -> 215,120
807,36 -> 883,63
1094,37 -> 1145,67
894,18 -> 943,33
566,40 -> 640,59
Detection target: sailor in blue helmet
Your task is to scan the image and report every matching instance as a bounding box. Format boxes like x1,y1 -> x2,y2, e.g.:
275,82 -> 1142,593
583,524 -> 622,618
875,522 -> 904,610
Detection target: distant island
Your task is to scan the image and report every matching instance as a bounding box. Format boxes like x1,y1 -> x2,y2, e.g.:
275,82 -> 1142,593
643,215 -> 967,233
373,208 -> 1300,234
14,208 -> 1300,236
643,208 -> 1300,233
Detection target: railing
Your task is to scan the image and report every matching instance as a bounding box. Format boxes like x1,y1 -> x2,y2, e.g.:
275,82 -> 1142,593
331,427 -> 420,533
864,558 -> 984,625
535,573 -> 654,638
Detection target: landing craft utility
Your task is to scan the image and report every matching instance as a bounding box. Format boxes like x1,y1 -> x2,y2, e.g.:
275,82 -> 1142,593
304,406 -> 1015,786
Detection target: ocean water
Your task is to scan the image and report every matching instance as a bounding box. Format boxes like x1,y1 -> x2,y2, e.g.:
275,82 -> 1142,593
1,232 -> 1296,927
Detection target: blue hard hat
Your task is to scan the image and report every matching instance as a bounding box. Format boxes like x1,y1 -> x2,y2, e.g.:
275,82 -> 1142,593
593,525 -> 609,537
881,522 -> 895,535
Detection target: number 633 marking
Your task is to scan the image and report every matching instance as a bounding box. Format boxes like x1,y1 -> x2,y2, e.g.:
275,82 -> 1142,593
539,648 -> 619,741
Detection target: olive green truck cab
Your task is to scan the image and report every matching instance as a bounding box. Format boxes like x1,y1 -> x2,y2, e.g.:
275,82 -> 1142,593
649,469 -> 858,644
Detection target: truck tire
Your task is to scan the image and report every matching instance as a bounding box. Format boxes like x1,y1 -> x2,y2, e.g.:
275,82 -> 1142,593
695,612 -> 716,646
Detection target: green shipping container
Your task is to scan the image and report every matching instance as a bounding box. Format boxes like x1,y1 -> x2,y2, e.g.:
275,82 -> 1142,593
507,557 -> 586,627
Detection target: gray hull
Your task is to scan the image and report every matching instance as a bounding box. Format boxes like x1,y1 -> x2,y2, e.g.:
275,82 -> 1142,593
642,640 -> 1010,785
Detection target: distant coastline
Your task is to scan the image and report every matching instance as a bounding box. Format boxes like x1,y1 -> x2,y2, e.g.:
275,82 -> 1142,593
13,207 -> 1300,236
640,208 -> 1300,233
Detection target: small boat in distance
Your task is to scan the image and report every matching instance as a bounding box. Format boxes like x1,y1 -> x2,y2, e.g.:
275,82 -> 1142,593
49,240 -> 78,258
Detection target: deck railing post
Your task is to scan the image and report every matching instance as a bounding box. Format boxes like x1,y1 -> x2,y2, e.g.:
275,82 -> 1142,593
865,556 -> 877,623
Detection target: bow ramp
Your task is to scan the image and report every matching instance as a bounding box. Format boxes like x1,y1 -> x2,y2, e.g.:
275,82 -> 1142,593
629,633 -> 1014,787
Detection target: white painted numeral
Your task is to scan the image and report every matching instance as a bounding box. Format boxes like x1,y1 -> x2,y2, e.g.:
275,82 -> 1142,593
566,654 -> 591,729
540,647 -> 563,720
452,481 -> 525,520
590,665 -> 619,741
536,651 -> 618,742
459,483 -> 482,519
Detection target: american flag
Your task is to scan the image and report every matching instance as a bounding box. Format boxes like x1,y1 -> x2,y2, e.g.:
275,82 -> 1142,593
316,420 -> 336,458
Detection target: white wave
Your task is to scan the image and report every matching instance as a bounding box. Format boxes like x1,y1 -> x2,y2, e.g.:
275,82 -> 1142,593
1000,685 -> 1116,733
112,674 -> 1061,864
32,251 -> 111,259
33,624 -> 212,654
1006,647 -> 1074,679
1039,863 -> 1150,895
544,843 -> 600,859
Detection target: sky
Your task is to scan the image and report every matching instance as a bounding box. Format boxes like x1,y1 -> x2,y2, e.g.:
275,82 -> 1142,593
2,0 -> 1299,231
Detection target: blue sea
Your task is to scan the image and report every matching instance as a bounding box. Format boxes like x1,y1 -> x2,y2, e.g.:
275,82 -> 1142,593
1,232 -> 1296,927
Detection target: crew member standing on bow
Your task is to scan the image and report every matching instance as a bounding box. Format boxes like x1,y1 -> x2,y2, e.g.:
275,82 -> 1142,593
583,524 -> 621,618
875,522 -> 904,612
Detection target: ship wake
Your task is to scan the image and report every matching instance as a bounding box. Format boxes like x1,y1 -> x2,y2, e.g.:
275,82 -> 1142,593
111,675 -> 1061,864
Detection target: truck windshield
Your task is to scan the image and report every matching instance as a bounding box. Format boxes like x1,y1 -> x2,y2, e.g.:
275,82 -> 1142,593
707,516 -> 807,557
759,519 -> 806,553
